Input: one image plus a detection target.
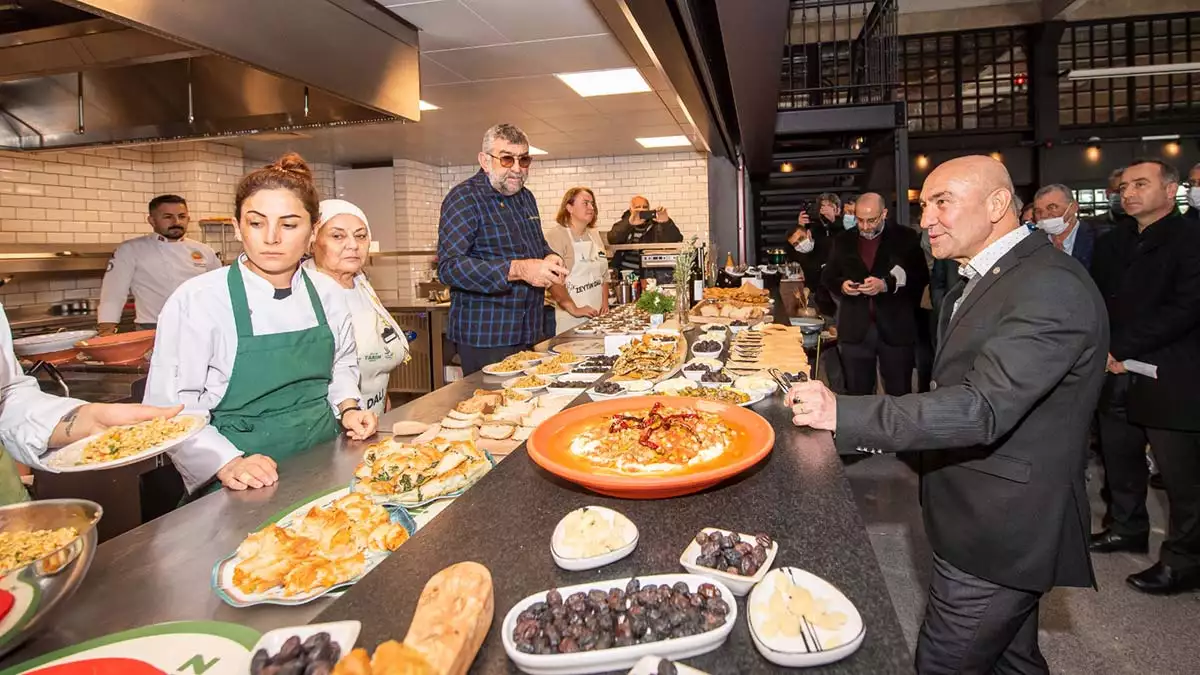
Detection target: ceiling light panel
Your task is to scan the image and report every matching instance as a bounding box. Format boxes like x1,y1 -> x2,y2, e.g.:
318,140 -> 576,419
556,68 -> 651,97
635,135 -> 692,149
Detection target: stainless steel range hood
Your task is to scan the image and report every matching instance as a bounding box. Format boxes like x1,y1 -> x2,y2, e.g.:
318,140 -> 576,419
0,0 -> 420,151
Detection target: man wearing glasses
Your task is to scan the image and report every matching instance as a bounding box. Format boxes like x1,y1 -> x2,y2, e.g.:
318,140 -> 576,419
821,192 -> 928,396
437,123 -> 568,375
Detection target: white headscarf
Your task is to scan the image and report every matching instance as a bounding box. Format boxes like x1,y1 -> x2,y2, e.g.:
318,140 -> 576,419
308,199 -> 408,362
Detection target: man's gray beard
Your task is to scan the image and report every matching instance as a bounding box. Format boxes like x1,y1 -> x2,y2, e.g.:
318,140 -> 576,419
488,170 -> 524,196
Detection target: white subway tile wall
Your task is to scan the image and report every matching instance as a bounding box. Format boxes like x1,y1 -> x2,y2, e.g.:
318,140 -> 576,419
371,151 -> 710,302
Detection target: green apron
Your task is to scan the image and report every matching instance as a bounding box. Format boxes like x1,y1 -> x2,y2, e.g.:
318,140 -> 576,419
204,262 -> 341,492
0,447 -> 29,505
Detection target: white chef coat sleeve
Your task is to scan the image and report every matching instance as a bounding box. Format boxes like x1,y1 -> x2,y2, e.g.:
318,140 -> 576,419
97,241 -> 137,324
324,289 -> 362,410
0,308 -> 86,466
204,246 -> 222,271
144,287 -> 242,491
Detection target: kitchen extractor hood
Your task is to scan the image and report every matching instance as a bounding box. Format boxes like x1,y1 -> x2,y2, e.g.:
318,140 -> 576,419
0,0 -> 421,151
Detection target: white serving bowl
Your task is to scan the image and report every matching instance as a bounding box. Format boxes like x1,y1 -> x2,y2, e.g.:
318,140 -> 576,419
678,527 -> 778,596
626,656 -> 710,674
617,380 -> 654,394
502,573 -> 737,675
747,567 -> 865,668
550,506 -> 638,571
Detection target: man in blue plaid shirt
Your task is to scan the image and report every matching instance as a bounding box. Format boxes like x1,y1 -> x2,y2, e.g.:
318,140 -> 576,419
437,123 -> 569,375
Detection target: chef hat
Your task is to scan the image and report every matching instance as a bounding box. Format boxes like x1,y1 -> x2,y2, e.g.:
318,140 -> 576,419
317,199 -> 371,238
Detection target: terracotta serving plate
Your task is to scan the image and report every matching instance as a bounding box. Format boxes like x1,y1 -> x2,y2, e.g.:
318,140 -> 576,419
75,329 -> 156,364
526,396 -> 775,499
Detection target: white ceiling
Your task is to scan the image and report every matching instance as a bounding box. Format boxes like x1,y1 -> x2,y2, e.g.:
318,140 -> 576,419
234,0 -> 697,166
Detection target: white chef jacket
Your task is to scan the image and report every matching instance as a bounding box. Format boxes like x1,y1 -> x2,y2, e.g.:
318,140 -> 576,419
0,306 -> 85,467
98,235 -> 221,325
145,258 -> 362,492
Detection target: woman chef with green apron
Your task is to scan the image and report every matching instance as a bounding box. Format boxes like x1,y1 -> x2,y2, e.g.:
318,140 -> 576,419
144,153 -> 377,494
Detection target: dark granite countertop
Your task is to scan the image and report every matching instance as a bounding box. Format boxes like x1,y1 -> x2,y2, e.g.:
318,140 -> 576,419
317,326 -> 911,673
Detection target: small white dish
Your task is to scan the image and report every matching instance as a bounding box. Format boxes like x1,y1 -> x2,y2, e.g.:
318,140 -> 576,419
526,365 -> 573,378
736,389 -> 769,407
503,376 -> 551,392
679,528 -> 778,596
698,377 -> 733,389
747,567 -> 865,668
627,656 -> 709,674
482,362 -> 526,377
250,620 -> 361,663
562,371 -> 604,383
618,380 -> 654,394
502,574 -> 736,675
653,378 -> 694,395
551,506 -> 638,571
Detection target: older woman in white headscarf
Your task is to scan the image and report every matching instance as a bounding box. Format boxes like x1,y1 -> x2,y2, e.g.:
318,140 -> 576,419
306,199 -> 409,415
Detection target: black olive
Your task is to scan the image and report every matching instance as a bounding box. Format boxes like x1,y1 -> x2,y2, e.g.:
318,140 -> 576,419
277,636 -> 302,662
302,632 -> 329,654
558,636 -> 580,653
658,659 -> 679,675
251,649 -> 270,675
740,557 -> 758,576
698,582 -> 719,599
752,544 -> 767,565
756,533 -> 774,549
707,597 -> 730,615
276,662 -> 305,675
694,532 -> 708,546
304,663 -> 332,675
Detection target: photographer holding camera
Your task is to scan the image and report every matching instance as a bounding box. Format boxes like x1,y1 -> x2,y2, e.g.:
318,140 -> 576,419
608,195 -> 683,273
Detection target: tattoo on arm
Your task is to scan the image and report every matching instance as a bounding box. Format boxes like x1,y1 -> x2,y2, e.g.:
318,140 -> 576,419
62,407 -> 82,439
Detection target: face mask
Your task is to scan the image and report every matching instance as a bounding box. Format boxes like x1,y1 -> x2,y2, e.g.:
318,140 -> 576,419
1039,216 -> 1069,236
1109,194 -> 1124,215
842,215 -> 857,230
1188,187 -> 1200,209
794,238 -> 815,254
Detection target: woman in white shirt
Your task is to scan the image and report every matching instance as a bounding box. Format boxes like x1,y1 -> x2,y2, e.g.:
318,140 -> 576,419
305,200 -> 410,416
545,187 -> 609,333
146,154 -> 378,494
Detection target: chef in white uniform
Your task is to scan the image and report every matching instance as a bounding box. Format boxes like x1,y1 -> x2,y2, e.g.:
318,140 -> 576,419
144,154 -> 376,494
97,195 -> 221,333
0,304 -> 182,504
305,200 -> 410,415
545,187 -> 609,333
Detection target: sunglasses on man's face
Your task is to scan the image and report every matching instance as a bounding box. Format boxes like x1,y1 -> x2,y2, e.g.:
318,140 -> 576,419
488,153 -> 533,169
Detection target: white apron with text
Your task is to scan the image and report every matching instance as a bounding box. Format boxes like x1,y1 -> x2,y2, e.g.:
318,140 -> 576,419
555,239 -> 608,333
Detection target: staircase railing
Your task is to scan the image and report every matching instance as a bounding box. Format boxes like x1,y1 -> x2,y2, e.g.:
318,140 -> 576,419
779,0 -> 899,110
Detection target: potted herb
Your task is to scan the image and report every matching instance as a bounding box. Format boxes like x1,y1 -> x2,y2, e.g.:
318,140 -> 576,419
636,290 -> 675,325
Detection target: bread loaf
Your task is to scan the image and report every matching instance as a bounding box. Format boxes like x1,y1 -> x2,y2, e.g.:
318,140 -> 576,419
392,420 -> 430,436
403,562 -> 494,675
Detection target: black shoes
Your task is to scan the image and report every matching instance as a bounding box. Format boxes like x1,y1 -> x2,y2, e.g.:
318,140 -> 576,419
1089,529 -> 1149,554
1126,562 -> 1200,595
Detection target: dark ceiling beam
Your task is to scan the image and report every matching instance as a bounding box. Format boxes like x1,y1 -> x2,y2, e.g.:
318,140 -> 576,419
713,0 -> 790,175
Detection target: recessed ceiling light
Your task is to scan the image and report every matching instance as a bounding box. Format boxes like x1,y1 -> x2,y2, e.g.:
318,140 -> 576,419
528,146 -> 548,156
555,68 -> 651,97
635,135 -> 692,149
419,100 -> 439,111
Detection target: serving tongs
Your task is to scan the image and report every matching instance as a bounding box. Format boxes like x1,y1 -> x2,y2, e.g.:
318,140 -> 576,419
768,367 -> 798,398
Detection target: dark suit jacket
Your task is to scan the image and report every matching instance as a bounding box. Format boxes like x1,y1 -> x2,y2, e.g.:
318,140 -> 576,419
1068,220 -> 1097,271
836,234 -> 1108,592
1091,210 -> 1200,431
821,223 -> 929,346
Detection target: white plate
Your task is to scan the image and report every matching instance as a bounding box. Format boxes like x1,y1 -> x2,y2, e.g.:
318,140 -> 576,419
618,380 -> 654,394
738,390 -> 769,407
483,362 -> 527,377
550,506 -> 638,571
43,413 -> 208,473
627,656 -> 709,675
504,376 -> 551,392
747,567 -> 866,668
653,378 -> 694,395
587,386 -> 628,400
679,528 -> 778,596
250,620 -> 361,664
12,330 -> 97,357
502,573 -> 737,675
559,371 -> 604,383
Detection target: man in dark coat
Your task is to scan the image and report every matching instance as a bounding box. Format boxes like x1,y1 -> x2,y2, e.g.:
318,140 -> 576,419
1089,158 -> 1200,595
607,196 -> 682,274
821,193 -> 929,396
791,156 -> 1107,673
1032,183 -> 1100,271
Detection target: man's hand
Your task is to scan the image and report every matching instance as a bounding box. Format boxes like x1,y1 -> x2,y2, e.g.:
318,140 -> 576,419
510,258 -> 569,288
216,454 -> 278,491
654,207 -> 670,223
545,253 -> 565,267
96,323 -> 119,337
819,202 -> 839,222
341,409 -> 378,440
841,279 -> 862,296
798,211 -> 811,226
49,402 -> 184,448
1106,353 -> 1127,374
858,277 -> 887,296
787,380 -> 838,431
629,211 -> 646,226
